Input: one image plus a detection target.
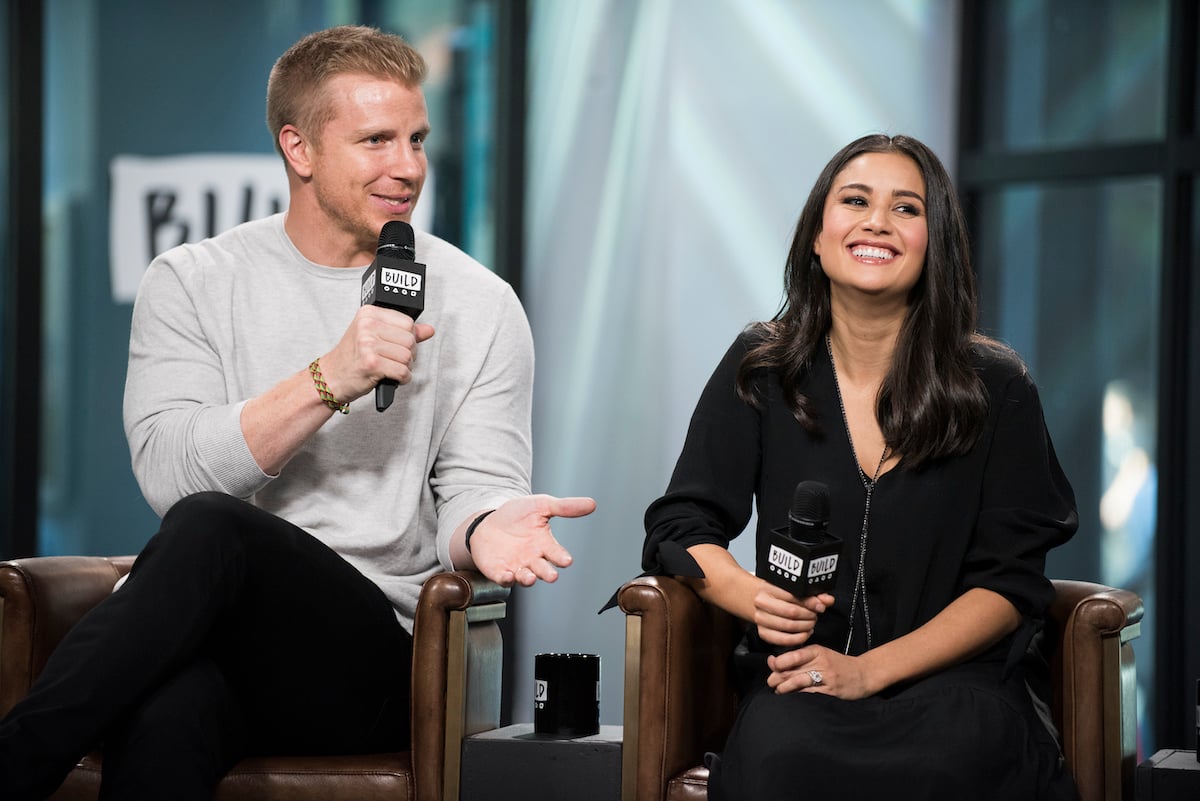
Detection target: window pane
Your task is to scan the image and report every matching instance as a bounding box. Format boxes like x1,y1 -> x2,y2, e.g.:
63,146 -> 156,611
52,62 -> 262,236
0,3 -> 7,269
0,2 -> 9,558
1194,5 -> 1200,131
978,0 -> 1167,151
0,5 -> 8,320
975,177 -> 1161,754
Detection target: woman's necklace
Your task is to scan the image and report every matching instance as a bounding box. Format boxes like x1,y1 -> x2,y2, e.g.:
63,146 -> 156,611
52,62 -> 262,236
826,335 -> 889,654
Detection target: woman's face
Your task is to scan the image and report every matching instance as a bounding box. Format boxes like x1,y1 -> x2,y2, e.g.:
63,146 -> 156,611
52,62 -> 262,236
813,151 -> 928,306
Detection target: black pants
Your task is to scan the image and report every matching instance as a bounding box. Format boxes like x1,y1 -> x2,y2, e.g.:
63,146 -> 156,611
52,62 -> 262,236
0,492 -> 414,801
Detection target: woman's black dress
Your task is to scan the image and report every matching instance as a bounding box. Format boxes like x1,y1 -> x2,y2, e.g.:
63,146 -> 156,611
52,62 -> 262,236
642,333 -> 1079,801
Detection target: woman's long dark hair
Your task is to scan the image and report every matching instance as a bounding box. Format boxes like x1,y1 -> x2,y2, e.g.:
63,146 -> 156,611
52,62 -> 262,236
736,133 -> 989,469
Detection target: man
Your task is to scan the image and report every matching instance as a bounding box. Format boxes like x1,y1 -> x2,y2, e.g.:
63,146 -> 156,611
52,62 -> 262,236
0,25 -> 594,800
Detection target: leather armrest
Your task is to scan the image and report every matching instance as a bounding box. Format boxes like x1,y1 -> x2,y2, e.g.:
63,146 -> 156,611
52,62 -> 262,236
1049,579 -> 1143,801
410,570 -> 509,801
1050,580 -> 1142,635
0,556 -> 135,716
619,575 -> 741,801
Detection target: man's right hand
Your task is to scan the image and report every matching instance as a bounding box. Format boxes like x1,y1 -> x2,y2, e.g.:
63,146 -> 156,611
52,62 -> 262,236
319,305 -> 436,403
240,307 -> 434,475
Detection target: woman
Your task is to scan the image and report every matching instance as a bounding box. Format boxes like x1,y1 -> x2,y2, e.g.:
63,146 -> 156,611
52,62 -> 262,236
642,134 -> 1078,800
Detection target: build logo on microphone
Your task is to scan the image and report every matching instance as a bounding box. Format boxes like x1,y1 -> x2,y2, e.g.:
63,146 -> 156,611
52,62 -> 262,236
767,546 -> 838,586
767,544 -> 803,581
807,554 -> 838,583
382,267 -> 422,297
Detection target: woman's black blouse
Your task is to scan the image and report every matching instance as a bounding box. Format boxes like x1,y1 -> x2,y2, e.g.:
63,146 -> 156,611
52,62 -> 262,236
642,332 -> 1078,664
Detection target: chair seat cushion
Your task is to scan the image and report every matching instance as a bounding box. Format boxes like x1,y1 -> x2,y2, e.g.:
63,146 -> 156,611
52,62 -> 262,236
50,752 -> 413,801
667,766 -> 710,801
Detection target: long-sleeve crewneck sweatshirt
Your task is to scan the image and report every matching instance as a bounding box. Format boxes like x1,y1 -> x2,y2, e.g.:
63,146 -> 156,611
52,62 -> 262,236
124,213 -> 533,630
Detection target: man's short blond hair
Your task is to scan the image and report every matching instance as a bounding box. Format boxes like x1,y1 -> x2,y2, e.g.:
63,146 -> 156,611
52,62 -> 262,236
266,25 -> 428,157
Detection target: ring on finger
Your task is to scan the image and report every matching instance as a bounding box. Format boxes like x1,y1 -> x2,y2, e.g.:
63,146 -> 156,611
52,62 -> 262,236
808,670 -> 823,686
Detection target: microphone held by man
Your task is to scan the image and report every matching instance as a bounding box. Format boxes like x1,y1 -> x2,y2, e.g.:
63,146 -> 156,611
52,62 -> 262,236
361,220 -> 426,411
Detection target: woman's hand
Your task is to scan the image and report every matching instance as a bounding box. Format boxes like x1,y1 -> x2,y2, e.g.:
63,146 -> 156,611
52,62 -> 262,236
752,586 -> 835,649
767,645 -> 874,700
765,588 -> 1022,701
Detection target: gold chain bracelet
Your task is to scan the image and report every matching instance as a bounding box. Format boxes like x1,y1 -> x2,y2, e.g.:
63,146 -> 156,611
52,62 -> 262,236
308,359 -> 349,414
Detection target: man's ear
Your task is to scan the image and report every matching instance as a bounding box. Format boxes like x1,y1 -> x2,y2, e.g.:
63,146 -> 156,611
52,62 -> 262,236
279,124 -> 313,178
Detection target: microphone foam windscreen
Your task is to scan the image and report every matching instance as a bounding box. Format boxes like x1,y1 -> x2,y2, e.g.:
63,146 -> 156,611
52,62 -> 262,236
379,220 -> 414,248
378,221 -> 416,261
789,480 -> 830,523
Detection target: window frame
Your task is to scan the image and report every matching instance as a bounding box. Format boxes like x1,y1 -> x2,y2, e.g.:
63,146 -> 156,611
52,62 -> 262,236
2,0 -> 44,560
957,0 -> 1200,750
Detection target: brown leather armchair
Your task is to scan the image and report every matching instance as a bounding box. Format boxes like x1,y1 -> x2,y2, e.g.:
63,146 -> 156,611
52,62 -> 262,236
618,576 -> 1143,801
0,555 -> 509,801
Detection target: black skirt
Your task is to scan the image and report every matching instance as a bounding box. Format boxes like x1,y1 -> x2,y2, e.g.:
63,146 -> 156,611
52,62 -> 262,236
707,660 -> 1078,801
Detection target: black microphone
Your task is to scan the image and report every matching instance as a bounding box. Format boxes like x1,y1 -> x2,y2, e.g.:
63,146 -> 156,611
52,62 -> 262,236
758,481 -> 843,597
360,221 -> 426,411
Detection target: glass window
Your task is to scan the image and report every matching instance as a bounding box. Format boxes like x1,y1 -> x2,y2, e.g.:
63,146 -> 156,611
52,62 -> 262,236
0,4 -> 8,333
977,0 -> 1168,151
377,0 -> 500,262
0,4 -> 8,277
974,177 -> 1161,753
0,3 -> 10,558
1194,6 -> 1200,131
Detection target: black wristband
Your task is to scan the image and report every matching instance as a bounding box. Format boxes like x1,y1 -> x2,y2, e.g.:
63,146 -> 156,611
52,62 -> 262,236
464,509 -> 496,554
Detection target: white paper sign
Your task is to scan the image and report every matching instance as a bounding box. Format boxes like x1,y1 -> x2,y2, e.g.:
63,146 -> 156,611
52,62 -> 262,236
109,153 -> 289,303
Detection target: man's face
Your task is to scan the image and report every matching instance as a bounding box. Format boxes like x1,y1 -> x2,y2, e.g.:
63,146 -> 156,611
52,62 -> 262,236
306,73 -> 430,256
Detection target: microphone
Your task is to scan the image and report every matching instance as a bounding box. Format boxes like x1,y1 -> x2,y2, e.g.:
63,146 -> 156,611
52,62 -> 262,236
360,221 -> 426,411
758,481 -> 843,597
